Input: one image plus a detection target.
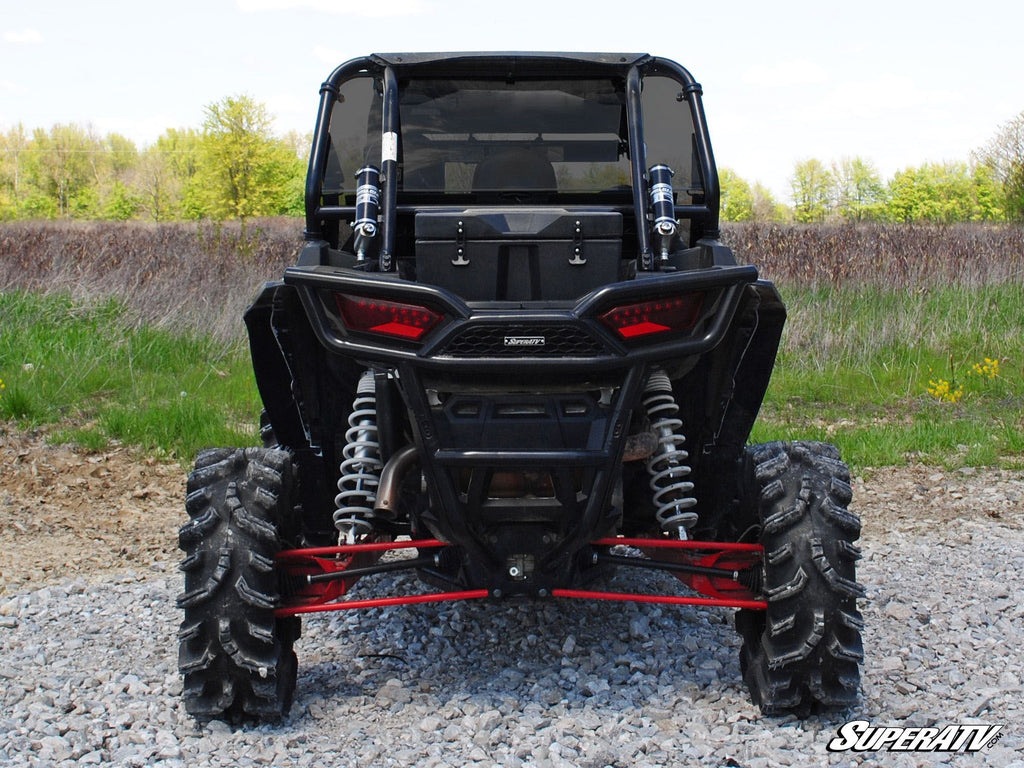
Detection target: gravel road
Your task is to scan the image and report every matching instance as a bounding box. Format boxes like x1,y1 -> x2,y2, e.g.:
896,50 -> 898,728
1,443 -> 1023,767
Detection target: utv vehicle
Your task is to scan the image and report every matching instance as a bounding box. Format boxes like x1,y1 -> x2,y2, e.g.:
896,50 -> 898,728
177,52 -> 864,720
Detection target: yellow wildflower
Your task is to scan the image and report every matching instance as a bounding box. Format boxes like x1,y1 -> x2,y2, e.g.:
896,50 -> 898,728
927,378 -> 963,403
970,357 -> 1000,380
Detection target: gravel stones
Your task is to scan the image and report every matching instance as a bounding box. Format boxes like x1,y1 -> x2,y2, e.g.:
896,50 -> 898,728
1,466 -> 1022,766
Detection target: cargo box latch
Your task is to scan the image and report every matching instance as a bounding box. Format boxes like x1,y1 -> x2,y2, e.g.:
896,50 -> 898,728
452,219 -> 470,266
569,219 -> 587,265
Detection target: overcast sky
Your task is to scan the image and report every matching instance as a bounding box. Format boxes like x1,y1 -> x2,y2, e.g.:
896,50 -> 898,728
2,0 -> 1021,201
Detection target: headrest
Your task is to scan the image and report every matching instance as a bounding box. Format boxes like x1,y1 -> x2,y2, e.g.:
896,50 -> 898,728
472,148 -> 556,191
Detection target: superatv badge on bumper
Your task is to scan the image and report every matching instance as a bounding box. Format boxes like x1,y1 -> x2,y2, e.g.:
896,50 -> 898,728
504,336 -> 546,347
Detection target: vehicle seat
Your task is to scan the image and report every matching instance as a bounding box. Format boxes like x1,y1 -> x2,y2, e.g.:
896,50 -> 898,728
472,148 -> 556,191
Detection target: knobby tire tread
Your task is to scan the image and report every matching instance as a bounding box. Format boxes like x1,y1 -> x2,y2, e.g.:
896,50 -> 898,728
736,441 -> 864,715
176,447 -> 299,721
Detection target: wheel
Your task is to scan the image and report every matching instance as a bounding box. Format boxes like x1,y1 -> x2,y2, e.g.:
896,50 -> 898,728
176,447 -> 300,721
735,441 -> 864,715
259,410 -> 277,448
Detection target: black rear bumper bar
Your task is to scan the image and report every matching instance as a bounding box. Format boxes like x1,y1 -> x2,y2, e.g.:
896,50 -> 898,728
283,263 -> 758,373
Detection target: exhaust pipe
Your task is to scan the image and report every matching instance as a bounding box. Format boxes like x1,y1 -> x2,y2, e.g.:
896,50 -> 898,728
373,444 -> 419,519
623,430 -> 659,462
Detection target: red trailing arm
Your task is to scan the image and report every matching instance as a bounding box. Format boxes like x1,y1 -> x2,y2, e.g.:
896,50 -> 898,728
275,538 -> 488,617
551,589 -> 767,610
575,537 -> 768,610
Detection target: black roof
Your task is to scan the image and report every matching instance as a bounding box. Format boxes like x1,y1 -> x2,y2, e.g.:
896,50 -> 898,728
322,53 -> 699,94
363,52 -> 652,78
371,52 -> 648,66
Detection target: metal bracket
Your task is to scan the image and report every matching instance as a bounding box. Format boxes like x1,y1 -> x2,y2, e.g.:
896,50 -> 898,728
452,219 -> 470,266
568,219 -> 587,265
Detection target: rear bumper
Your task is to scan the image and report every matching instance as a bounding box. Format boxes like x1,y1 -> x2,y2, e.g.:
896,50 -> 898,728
283,263 -> 758,373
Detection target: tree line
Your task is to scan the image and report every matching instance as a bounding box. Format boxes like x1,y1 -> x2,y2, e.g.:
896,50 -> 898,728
0,96 -> 307,222
722,111 -> 1024,224
723,156 -> 1007,224
3,96 -> 1024,224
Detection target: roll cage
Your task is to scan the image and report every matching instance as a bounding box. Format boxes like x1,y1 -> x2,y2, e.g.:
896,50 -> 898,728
302,52 -> 722,273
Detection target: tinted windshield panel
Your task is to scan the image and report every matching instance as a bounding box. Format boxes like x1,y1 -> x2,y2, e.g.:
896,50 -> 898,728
324,76 -> 381,195
399,79 -> 629,194
323,73 -> 699,200
640,76 -> 701,203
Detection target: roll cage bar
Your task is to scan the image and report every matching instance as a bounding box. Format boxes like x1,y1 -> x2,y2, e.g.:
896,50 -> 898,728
303,52 -> 722,272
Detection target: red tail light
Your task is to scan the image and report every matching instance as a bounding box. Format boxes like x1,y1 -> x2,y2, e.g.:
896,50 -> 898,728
599,293 -> 704,340
334,293 -> 443,341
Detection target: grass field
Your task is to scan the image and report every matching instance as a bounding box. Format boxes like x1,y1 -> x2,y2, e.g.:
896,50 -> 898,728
1,220 -> 1022,470
0,291 -> 259,459
754,284 -> 1024,467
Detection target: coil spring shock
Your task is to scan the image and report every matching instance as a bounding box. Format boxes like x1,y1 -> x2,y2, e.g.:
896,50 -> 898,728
333,370 -> 382,544
643,367 -> 698,539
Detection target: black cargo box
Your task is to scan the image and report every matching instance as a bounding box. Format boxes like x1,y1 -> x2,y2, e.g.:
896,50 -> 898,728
415,209 -> 622,302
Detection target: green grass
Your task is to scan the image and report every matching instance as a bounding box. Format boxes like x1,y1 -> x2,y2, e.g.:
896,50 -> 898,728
2,284 -> 1022,471
754,283 -> 1024,468
0,291 -> 260,459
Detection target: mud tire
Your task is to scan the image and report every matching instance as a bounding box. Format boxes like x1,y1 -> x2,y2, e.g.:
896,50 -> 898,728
176,447 -> 300,721
735,441 -> 864,715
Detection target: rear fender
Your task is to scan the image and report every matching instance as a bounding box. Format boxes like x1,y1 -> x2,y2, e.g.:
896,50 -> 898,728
245,283 -> 313,452
685,281 -> 786,538
245,282 -> 361,540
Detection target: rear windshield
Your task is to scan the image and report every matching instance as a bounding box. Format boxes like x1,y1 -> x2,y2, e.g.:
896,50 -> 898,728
324,73 -> 698,200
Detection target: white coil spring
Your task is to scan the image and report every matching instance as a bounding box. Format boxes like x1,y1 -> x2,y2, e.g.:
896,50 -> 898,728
642,368 -> 698,539
333,370 -> 382,543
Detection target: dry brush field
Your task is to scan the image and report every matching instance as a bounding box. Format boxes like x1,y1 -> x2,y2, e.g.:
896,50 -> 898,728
2,220 -> 1023,339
